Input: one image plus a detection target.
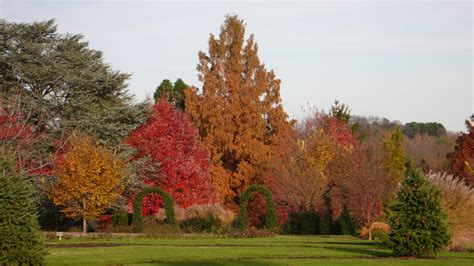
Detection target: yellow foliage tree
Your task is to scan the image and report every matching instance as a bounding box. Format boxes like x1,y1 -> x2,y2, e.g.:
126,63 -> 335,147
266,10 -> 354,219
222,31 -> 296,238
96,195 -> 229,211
48,133 -> 125,234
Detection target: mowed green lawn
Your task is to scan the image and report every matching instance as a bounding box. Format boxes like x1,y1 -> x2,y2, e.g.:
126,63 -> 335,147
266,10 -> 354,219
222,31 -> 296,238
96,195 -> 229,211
46,235 -> 474,265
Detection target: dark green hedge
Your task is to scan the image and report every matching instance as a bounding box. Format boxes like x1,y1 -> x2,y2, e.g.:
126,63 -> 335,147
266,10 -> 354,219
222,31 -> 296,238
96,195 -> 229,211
133,187 -> 176,232
235,185 -> 277,230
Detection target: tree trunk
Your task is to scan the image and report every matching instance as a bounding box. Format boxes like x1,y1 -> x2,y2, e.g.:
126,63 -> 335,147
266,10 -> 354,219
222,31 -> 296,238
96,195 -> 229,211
83,199 -> 87,235
368,228 -> 372,241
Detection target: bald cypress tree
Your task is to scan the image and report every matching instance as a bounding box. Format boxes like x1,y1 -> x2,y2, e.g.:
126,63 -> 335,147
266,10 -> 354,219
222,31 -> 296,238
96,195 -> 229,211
0,156 -> 45,265
185,15 -> 291,210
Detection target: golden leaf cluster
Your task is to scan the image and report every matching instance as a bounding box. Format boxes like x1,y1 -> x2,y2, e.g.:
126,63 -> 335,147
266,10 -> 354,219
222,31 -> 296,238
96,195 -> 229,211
48,133 -> 125,221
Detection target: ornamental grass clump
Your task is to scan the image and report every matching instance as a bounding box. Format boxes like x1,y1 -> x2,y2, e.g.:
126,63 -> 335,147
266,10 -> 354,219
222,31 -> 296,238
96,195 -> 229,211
177,204 -> 234,233
427,172 -> 474,250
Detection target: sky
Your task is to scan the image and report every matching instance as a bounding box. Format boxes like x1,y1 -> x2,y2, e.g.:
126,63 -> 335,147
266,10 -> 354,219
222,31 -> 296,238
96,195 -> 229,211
1,1 -> 472,132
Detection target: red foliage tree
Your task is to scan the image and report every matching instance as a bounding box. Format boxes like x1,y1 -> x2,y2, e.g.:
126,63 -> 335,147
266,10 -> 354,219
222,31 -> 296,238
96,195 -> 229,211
448,120 -> 474,186
320,116 -> 356,150
126,100 -> 215,214
0,100 -> 50,175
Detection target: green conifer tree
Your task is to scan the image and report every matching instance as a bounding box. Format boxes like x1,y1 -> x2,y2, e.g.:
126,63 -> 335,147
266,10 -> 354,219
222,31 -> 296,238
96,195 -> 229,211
319,190 -> 333,235
386,168 -> 450,257
338,203 -> 357,236
0,156 -> 46,265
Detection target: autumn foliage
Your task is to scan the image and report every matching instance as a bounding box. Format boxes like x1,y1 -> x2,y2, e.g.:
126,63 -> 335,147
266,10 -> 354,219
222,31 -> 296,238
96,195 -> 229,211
266,111 -> 356,222
126,100 -> 214,213
185,15 -> 292,210
48,133 -> 125,233
448,120 -> 474,186
5,15 -> 470,242
0,96 -> 50,176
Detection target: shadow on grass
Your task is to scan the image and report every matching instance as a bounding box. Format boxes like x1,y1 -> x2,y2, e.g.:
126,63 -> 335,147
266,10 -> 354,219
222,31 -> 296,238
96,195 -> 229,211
316,241 -> 384,247
324,246 -> 392,258
142,259 -> 272,266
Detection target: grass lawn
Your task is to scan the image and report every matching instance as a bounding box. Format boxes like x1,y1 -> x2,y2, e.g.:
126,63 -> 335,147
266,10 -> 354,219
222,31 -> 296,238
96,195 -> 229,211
45,235 -> 474,265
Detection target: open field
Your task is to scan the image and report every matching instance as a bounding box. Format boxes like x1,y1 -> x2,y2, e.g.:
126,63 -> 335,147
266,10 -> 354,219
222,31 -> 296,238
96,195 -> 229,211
45,235 -> 474,265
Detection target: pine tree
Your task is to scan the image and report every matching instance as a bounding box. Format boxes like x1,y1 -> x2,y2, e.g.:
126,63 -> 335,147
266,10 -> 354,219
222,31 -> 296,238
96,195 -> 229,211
386,168 -> 450,257
338,203 -> 357,235
0,156 -> 46,264
319,190 -> 333,235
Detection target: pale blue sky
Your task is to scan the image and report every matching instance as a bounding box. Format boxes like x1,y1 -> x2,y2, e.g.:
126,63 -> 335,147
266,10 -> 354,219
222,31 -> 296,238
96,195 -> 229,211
1,1 -> 472,131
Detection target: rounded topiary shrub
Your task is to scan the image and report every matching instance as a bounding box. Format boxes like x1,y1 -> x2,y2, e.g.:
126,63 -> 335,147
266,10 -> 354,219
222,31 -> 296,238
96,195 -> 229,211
386,169 -> 450,258
0,157 -> 46,265
235,185 -> 277,231
133,187 -> 176,232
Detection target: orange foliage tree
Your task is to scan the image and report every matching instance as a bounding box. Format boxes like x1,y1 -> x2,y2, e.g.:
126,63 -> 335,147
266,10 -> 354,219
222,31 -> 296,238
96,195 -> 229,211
185,15 -> 291,210
48,133 -> 125,234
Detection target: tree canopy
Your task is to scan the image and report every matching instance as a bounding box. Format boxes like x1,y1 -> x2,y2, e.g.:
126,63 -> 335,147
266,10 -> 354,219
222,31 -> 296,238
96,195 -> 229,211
0,19 -> 149,146
48,133 -> 126,233
185,15 -> 292,210
153,78 -> 187,110
126,100 -> 215,211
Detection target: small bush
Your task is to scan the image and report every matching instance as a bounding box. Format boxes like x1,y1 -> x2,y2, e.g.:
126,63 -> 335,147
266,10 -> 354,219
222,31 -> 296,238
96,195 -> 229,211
112,213 -> 129,227
231,227 -> 276,238
359,221 -> 391,240
371,228 -> 389,242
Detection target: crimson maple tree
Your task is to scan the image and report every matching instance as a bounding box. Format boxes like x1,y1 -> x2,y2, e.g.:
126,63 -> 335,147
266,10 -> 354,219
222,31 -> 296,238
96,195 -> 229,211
126,100 -> 214,214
